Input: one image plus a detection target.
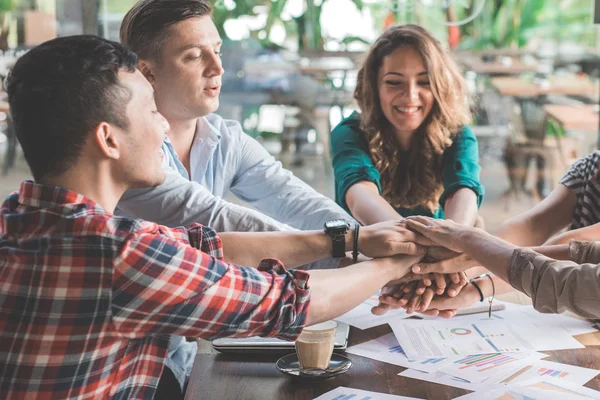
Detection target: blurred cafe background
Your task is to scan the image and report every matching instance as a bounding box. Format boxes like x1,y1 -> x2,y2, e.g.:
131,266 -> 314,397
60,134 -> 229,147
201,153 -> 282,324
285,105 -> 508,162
1,0 -> 600,232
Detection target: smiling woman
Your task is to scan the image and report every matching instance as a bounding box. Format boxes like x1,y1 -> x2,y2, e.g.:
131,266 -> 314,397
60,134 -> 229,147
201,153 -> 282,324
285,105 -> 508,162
330,24 -> 484,227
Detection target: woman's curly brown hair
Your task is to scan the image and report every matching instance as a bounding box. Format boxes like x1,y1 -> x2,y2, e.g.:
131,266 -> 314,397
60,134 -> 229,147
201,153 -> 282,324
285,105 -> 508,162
354,24 -> 471,212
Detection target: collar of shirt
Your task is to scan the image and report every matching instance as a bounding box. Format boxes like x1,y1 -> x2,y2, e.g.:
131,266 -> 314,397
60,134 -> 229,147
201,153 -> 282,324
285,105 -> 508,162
16,180 -> 101,211
161,116 -> 222,182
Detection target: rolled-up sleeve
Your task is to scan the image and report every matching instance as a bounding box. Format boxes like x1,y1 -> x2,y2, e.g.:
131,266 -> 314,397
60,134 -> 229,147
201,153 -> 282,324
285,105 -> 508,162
330,114 -> 382,212
111,224 -> 311,341
439,126 -> 485,208
508,247 -> 600,319
569,240 -> 600,264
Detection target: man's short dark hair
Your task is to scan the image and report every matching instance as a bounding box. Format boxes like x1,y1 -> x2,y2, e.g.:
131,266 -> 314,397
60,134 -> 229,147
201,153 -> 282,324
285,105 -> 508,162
6,35 -> 138,181
120,0 -> 213,62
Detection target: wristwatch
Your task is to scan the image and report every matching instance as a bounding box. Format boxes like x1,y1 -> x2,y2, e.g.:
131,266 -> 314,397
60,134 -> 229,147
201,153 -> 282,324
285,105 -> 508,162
324,219 -> 351,258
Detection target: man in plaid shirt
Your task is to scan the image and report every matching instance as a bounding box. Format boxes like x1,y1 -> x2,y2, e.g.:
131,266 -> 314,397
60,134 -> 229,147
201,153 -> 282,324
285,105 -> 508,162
0,36 -> 426,399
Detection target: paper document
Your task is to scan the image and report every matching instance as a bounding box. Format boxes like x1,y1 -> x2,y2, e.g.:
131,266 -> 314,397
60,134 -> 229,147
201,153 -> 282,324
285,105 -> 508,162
424,300 -> 597,337
335,295 -> 408,330
453,380 -> 600,400
313,386 -> 422,400
346,333 -> 452,373
389,319 -> 583,360
496,360 -> 600,386
398,368 -> 491,392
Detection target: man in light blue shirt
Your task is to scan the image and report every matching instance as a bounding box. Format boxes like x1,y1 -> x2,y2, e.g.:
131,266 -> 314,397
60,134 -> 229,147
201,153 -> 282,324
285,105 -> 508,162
114,0 -> 348,395
117,4 -> 351,234
115,0 -> 427,395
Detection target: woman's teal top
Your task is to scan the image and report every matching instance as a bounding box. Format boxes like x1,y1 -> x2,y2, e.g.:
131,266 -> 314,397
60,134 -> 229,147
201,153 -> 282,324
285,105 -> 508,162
330,112 -> 485,219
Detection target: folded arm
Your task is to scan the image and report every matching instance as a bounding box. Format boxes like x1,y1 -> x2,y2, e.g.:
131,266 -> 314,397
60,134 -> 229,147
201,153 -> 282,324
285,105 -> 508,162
118,168 -> 293,232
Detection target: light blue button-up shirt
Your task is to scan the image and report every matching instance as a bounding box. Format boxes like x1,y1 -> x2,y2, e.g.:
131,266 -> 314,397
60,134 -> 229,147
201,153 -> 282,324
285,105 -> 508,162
117,113 -> 353,391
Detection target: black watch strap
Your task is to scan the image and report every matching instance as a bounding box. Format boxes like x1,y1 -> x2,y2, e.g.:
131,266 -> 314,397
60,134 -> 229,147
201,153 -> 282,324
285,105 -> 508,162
331,234 -> 346,258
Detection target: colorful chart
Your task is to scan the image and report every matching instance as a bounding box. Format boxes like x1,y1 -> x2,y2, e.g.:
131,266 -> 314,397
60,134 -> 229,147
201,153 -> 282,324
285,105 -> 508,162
388,344 -> 447,365
538,367 -> 569,378
450,328 -> 473,336
331,395 -> 372,400
453,353 -> 523,372
502,365 -> 571,383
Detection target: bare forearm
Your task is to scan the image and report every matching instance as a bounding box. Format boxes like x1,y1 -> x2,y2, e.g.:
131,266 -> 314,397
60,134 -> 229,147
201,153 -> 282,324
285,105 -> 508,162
495,185 -> 575,246
305,260 -> 406,325
529,244 -> 570,260
346,182 -> 403,225
443,188 -> 478,226
495,216 -> 542,246
457,229 -> 518,282
219,231 -> 331,268
544,223 -> 600,246
220,229 -> 362,269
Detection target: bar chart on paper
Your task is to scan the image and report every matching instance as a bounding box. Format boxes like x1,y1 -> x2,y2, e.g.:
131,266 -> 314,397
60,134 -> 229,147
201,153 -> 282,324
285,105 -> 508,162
499,360 -> 600,386
454,379 -> 600,400
347,333 -> 452,372
388,319 -> 536,360
314,386 -> 421,400
439,352 -> 548,383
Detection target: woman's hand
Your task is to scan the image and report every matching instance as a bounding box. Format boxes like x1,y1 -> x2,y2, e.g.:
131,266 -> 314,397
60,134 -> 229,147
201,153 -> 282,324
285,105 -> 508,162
359,220 -> 436,257
405,216 -> 475,253
413,253 -> 479,275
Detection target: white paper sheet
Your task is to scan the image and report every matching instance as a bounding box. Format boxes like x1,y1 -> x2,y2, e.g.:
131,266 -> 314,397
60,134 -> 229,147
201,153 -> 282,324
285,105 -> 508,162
389,319 -> 583,360
453,380 -> 600,400
496,360 -> 600,386
398,368 -> 491,392
346,333 -> 453,373
313,386 -> 422,400
334,295 -> 408,330
423,300 -> 597,337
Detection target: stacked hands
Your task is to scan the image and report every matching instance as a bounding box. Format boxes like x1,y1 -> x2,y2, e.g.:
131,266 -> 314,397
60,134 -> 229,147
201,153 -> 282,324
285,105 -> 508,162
360,217 -> 482,319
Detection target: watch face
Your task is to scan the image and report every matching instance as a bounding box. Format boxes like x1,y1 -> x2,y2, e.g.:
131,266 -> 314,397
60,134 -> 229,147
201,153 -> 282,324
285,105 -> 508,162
325,219 -> 349,230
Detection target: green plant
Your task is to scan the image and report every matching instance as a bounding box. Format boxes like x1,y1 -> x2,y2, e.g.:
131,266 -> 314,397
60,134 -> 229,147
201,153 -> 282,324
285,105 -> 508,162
213,0 -> 364,50
0,0 -> 23,51
458,0 -> 594,50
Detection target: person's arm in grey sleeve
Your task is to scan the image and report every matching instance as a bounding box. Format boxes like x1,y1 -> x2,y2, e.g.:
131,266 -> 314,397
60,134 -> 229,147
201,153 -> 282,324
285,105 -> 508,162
509,247 -> 600,319
118,168 -> 294,232
230,127 -> 354,231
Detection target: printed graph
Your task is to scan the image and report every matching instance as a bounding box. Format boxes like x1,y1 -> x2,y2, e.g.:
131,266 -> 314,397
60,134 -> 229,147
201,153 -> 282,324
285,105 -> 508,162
450,328 -> 472,336
451,353 -> 524,372
332,395 -> 372,400
502,365 -> 570,383
538,367 -> 569,378
388,345 -> 446,365
470,324 -> 520,353
526,381 -> 584,396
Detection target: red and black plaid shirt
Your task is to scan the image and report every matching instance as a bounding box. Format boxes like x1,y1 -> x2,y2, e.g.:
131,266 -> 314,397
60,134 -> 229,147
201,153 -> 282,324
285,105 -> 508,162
0,181 -> 310,399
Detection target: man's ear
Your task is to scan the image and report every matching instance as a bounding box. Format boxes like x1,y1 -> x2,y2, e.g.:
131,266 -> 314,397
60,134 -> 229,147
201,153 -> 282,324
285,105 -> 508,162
94,122 -> 120,160
138,59 -> 156,84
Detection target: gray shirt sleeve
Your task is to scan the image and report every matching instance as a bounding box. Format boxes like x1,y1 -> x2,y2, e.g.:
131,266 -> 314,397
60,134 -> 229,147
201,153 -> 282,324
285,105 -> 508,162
118,168 -> 294,232
230,128 -> 354,231
508,247 -> 600,319
117,168 -> 341,270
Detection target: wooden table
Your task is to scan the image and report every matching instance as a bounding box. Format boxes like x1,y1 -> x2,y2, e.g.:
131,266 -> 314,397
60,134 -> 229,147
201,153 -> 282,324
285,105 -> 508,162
491,75 -> 598,97
185,294 -> 600,400
544,104 -> 599,132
